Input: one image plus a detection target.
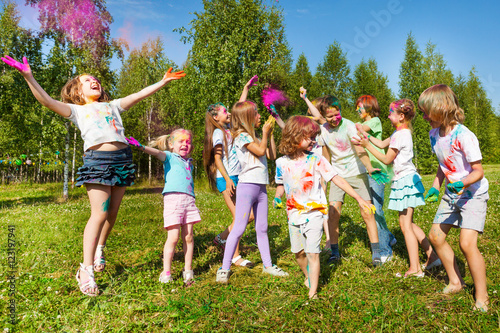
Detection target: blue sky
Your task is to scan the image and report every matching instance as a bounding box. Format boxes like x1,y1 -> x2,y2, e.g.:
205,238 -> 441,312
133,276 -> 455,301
13,0 -> 500,109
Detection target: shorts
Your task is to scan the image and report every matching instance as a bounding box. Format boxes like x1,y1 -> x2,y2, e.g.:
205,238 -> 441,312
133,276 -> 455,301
433,191 -> 489,233
216,175 -> 239,193
163,193 -> 201,228
76,147 -> 136,187
288,211 -> 324,254
329,173 -> 371,203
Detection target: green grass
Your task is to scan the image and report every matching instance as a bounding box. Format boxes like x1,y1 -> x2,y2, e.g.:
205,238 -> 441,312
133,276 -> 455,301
1,167 -> 500,332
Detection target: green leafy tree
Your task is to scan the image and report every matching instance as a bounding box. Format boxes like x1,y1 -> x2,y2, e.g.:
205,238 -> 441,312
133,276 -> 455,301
176,0 -> 293,172
399,33 -> 434,174
310,41 -> 353,120
351,58 -> 395,137
0,1 -> 43,175
288,53 -> 313,115
462,68 -> 497,161
117,38 -> 177,182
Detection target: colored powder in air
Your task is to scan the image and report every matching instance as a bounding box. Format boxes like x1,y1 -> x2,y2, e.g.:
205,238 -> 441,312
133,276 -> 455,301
261,87 -> 290,107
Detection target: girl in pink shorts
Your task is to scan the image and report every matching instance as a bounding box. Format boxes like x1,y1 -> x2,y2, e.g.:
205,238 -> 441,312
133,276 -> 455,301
127,129 -> 200,285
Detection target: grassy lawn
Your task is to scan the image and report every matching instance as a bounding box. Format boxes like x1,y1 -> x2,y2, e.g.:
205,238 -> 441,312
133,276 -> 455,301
1,166 -> 499,332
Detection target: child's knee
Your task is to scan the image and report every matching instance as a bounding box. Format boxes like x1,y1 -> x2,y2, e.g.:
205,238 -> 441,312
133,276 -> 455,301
184,232 -> 194,244
428,227 -> 443,245
459,238 -> 477,254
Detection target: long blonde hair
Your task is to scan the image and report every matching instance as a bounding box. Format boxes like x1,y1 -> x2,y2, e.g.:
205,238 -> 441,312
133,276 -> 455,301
418,84 -> 464,128
60,74 -> 110,105
203,103 -> 230,191
230,100 -> 258,142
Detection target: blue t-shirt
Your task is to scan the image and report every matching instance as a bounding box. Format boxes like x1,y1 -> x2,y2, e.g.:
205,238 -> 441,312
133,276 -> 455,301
162,151 -> 195,197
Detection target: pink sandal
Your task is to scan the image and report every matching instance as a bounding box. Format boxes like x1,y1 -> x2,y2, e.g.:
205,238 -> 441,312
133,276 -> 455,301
76,263 -> 98,296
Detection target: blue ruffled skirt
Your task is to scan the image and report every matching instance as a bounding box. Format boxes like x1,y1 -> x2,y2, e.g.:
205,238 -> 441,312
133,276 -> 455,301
76,147 -> 136,187
388,172 -> 425,211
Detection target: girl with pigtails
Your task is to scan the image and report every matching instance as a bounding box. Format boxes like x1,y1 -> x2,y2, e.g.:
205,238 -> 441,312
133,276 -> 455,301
1,55 -> 185,296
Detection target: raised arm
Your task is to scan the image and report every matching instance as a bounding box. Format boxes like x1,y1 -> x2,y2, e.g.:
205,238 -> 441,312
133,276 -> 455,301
2,56 -> 71,117
300,87 -> 325,124
266,132 -> 276,160
239,75 -> 258,102
120,67 -> 185,110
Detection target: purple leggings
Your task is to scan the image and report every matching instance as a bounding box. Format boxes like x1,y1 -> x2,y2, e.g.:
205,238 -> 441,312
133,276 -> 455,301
222,183 -> 272,270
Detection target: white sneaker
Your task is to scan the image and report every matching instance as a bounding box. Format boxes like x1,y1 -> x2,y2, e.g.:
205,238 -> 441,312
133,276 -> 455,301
262,264 -> 289,277
183,270 -> 194,284
159,271 -> 172,284
381,255 -> 393,263
216,268 -> 232,283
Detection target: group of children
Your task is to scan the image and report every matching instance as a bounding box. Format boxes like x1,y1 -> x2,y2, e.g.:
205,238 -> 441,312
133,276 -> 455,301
1,55 -> 489,311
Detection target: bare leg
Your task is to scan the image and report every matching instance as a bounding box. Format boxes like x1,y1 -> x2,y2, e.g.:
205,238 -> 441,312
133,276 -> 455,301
459,229 -> 488,310
295,250 -> 308,284
399,208 -> 422,275
411,222 -> 439,267
94,186 -> 126,271
81,184 -> 112,295
182,223 -> 195,272
429,224 -> 464,293
360,200 -> 379,244
327,201 -> 342,244
163,225 -> 181,274
306,253 -> 320,298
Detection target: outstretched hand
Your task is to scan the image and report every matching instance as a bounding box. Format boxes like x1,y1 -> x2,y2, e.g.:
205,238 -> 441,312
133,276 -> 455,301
126,136 -> 144,149
1,55 -> 30,74
246,75 -> 259,87
163,67 -> 186,81
424,187 -> 440,203
370,170 -> 390,185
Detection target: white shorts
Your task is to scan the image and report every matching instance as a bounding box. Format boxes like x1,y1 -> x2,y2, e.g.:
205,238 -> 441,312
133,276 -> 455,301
288,211 -> 324,254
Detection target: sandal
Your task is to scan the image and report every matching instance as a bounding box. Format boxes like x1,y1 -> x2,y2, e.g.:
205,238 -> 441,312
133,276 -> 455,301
94,245 -> 106,272
231,255 -> 254,268
213,234 -> 226,251
76,263 -> 98,296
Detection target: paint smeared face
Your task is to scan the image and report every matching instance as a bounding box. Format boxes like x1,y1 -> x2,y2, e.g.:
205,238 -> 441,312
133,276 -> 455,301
388,104 -> 403,127
325,107 -> 342,127
356,103 -> 367,119
214,106 -> 230,125
79,75 -> 102,103
299,135 -> 316,152
169,131 -> 193,158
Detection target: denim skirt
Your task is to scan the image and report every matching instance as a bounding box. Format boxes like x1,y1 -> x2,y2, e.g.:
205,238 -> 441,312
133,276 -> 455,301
76,147 -> 136,187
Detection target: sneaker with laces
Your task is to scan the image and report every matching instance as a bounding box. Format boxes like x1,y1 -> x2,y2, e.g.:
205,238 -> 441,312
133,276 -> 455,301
262,264 -> 289,277
372,256 -> 382,267
216,268 -> 232,283
183,270 -> 194,285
